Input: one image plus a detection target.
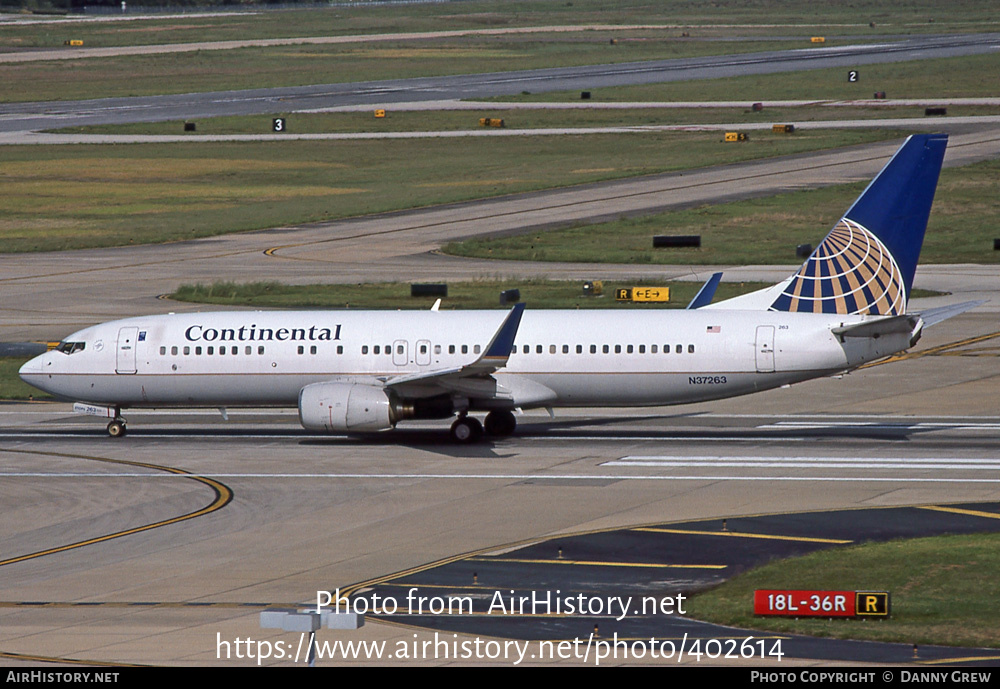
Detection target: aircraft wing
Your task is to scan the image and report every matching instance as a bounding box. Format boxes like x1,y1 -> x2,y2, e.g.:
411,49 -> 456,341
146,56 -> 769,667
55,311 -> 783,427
384,303 -> 525,395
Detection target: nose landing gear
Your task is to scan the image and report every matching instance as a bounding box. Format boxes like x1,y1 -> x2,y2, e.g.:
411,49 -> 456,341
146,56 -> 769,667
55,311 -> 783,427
107,408 -> 127,438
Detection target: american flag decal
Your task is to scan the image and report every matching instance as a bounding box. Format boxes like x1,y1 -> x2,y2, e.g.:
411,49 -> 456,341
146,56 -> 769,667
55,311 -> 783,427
707,325 -> 721,333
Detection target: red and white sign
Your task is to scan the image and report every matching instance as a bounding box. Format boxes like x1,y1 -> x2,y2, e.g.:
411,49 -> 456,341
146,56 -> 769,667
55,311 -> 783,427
754,590 -> 854,617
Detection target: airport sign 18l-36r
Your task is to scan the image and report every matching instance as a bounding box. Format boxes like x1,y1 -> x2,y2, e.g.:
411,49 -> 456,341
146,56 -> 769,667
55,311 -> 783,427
754,590 -> 890,618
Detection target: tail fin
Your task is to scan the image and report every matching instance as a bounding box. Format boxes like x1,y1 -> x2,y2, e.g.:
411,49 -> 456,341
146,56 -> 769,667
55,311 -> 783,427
769,133 -> 948,316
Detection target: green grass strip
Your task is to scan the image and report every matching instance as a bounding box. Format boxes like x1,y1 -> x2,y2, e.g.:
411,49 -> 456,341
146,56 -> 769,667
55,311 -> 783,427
443,158 -> 1000,265
687,532 -> 1000,648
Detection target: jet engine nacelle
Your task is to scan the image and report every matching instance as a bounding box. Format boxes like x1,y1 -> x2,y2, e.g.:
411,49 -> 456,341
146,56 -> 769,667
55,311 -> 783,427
298,382 -> 396,432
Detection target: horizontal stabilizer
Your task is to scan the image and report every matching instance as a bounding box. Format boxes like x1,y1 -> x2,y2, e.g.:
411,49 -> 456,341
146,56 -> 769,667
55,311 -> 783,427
918,300 -> 985,327
832,315 -> 919,340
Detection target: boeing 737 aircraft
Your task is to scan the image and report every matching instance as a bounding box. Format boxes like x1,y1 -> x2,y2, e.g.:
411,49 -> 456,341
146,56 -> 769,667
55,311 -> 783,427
20,134 -> 974,441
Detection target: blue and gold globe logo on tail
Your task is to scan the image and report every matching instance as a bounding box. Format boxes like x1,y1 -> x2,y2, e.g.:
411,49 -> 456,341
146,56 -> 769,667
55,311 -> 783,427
770,218 -> 906,316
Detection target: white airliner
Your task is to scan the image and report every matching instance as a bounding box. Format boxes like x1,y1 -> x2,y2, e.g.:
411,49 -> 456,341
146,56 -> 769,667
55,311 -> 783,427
20,134 -> 974,441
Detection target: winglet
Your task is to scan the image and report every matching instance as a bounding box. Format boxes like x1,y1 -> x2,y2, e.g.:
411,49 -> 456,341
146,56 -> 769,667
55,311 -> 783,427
686,272 -> 723,309
483,303 -> 525,361
385,303 -> 525,390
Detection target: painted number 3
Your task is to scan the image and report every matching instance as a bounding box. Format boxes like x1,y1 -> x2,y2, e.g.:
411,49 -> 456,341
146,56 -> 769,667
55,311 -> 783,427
272,117 -> 286,132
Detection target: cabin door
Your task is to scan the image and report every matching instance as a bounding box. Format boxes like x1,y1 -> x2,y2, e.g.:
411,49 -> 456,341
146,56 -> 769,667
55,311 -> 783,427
116,326 -> 138,374
755,326 -> 775,373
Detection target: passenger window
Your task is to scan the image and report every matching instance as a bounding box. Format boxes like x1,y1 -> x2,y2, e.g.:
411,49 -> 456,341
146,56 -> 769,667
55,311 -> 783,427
160,346 -> 166,355
462,345 -> 468,354
450,345 -> 456,354
688,344 -> 695,353
245,346 -> 251,355
434,345 -> 441,354
196,346 -> 202,355
219,347 -> 226,355
523,345 -> 529,354
627,345 -> 633,354
576,345 -> 582,354
549,345 -> 556,354
397,345 -> 404,355
337,345 -> 343,355
639,345 -> 645,354
362,345 -> 369,354
651,345 -> 658,354
676,344 -> 682,354
184,346 -> 190,355
231,346 -> 238,355
474,345 -> 481,354
615,345 -> 621,354
420,344 -> 428,354
536,345 -> 542,354
171,346 -> 178,355
374,345 -> 380,355
208,346 -> 214,355
590,345 -> 596,354
603,345 -> 609,354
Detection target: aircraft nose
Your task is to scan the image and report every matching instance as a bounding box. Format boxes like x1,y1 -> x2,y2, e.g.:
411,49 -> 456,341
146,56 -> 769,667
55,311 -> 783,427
19,355 -> 45,379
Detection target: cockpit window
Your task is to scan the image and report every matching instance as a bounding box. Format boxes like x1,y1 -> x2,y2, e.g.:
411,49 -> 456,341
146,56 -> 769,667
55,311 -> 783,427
56,341 -> 86,354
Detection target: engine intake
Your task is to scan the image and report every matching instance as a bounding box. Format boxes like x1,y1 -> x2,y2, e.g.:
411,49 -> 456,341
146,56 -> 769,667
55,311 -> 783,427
298,382 -> 397,432
298,383 -> 456,433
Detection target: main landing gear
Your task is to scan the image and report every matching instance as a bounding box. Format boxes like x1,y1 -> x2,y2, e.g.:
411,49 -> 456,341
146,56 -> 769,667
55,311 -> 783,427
449,410 -> 517,443
107,409 -> 127,438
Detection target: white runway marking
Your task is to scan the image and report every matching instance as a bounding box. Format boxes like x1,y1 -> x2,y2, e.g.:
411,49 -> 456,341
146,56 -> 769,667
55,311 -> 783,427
4,471 -> 1000,484
758,421 -> 1000,431
522,435 -> 812,442
609,456 -> 1000,470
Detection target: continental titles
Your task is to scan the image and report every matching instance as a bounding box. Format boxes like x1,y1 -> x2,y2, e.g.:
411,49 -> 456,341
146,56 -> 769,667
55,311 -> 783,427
185,324 -> 341,343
